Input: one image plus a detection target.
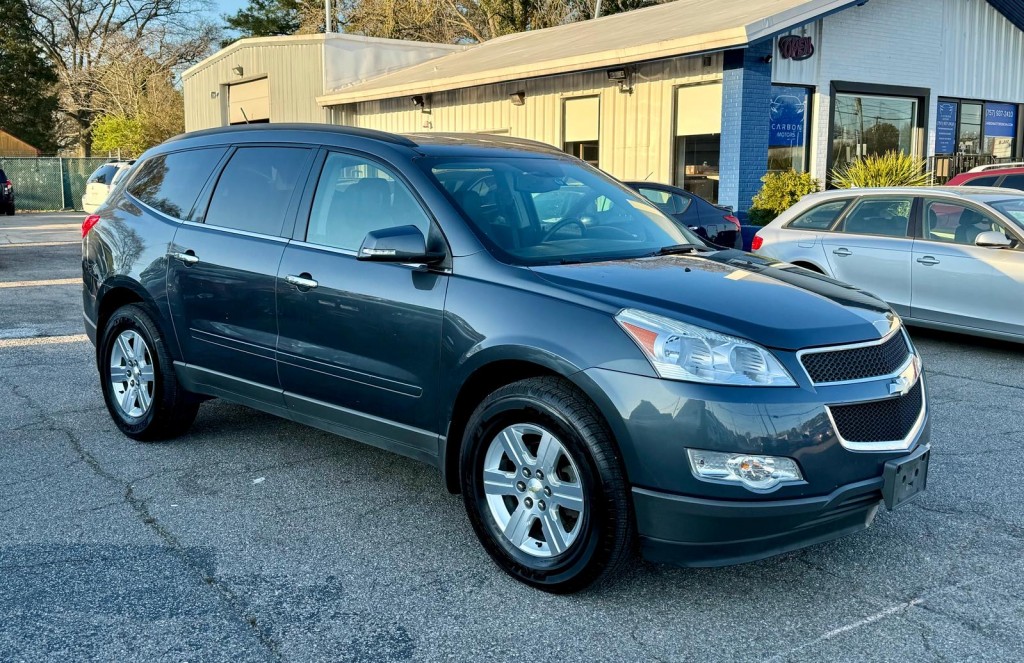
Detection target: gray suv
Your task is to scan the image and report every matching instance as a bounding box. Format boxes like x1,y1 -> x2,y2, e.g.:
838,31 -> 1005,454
83,125 -> 930,592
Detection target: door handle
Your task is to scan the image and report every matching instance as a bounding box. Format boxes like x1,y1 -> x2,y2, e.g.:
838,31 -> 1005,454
832,248 -> 852,257
285,273 -> 318,290
917,256 -> 940,266
170,251 -> 199,266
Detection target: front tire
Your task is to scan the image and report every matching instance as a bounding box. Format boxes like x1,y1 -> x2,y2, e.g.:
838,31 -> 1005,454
460,377 -> 634,593
99,304 -> 199,441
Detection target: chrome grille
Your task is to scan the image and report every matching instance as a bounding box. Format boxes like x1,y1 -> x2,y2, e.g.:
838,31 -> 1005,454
801,332 -> 911,384
828,380 -> 923,443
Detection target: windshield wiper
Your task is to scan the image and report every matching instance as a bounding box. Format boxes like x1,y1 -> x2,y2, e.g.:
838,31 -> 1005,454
649,243 -> 702,256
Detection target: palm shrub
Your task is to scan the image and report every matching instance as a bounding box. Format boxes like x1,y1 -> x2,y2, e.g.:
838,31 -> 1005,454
748,170 -> 821,225
831,151 -> 932,188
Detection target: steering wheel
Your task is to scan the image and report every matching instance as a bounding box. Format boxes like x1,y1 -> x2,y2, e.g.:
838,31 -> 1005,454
542,218 -> 587,242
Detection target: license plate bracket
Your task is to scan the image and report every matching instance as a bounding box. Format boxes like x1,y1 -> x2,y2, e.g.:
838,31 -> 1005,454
883,445 -> 929,510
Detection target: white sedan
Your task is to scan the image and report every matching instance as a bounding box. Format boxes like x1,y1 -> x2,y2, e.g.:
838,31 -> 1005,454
82,161 -> 134,213
753,187 -> 1024,342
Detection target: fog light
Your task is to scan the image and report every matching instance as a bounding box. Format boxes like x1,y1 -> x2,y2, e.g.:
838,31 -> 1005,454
687,449 -> 803,491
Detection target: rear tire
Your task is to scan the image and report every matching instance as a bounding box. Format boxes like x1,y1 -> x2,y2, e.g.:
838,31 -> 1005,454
460,377 -> 634,593
99,304 -> 199,441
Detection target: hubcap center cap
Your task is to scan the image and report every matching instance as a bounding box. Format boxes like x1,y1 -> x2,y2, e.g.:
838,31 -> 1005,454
526,478 -> 544,495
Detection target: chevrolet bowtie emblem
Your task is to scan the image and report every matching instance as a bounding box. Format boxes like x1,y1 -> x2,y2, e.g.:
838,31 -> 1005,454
889,375 -> 912,396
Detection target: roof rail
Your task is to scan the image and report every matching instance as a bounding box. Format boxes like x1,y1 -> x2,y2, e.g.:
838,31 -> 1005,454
167,123 -> 417,147
967,162 -> 1024,173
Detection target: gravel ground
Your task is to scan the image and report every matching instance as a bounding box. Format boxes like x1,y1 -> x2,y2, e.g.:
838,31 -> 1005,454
2,212 -> 1023,662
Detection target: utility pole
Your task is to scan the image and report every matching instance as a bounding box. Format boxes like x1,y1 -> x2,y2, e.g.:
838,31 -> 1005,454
325,0 -> 332,32
594,0 -> 602,18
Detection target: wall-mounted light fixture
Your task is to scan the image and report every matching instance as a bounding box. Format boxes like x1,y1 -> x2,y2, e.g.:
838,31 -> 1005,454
607,67 -> 633,94
761,54 -> 773,64
702,55 -> 713,67
231,65 -> 244,77
210,90 -> 219,99
510,91 -> 526,106
411,95 -> 426,108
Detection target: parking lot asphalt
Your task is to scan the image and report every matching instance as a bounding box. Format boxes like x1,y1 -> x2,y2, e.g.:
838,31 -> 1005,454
2,211 -> 1023,662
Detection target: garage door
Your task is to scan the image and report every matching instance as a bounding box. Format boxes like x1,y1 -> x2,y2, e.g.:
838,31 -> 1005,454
229,78 -> 270,125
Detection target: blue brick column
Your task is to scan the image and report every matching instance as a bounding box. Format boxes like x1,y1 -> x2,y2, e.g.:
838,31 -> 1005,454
719,39 -> 773,214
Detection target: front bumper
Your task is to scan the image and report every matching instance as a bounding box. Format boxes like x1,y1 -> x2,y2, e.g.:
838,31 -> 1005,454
635,443 -> 928,567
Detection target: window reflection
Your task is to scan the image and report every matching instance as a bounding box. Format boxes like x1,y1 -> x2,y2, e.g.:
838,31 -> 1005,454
831,94 -> 918,172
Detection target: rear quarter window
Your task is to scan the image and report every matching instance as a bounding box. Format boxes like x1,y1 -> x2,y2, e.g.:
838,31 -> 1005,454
999,174 -> 1024,191
786,199 -> 850,230
127,148 -> 226,219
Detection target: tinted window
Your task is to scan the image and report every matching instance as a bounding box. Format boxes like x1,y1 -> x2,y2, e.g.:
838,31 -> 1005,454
788,200 -> 849,230
840,198 -> 912,237
924,200 -> 1011,245
637,188 -> 692,215
999,174 -> 1024,191
205,147 -> 310,236
88,165 -> 119,186
306,152 -> 430,251
128,149 -> 226,219
965,175 -> 999,187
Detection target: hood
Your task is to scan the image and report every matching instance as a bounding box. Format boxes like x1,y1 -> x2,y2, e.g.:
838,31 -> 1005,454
529,251 -> 894,351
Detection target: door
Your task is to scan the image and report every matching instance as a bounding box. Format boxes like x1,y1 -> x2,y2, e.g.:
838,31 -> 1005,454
911,199 -> 1024,334
820,196 -> 916,315
167,145 -> 313,391
276,151 -> 448,455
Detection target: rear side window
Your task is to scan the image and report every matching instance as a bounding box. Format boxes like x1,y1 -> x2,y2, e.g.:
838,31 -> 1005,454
965,175 -> 999,187
637,187 -> 692,216
128,148 -> 226,219
787,200 -> 849,230
840,198 -> 913,237
88,165 -> 119,186
999,174 -> 1024,190
205,147 -> 311,237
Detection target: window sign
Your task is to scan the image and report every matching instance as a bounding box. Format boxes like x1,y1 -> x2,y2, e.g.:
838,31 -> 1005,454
769,85 -> 810,172
984,102 -> 1017,158
935,101 -> 958,155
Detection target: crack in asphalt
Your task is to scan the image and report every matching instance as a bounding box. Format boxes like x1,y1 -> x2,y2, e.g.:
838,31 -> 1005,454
7,382 -> 285,662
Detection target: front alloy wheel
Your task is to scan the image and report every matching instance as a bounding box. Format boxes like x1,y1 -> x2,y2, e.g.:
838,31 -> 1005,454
483,424 -> 586,557
461,377 -> 634,593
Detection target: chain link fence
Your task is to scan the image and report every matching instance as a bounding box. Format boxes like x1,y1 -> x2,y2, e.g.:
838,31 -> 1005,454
0,157 -> 114,212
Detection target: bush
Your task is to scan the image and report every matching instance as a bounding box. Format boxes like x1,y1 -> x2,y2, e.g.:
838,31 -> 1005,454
830,151 -> 932,188
748,170 -> 821,225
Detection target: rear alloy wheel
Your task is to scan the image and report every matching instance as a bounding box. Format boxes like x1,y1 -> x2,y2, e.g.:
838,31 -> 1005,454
461,377 -> 634,593
99,304 -> 199,441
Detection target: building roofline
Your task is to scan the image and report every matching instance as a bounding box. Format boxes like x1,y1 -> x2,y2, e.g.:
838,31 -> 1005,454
316,0 -> 862,106
183,33 -> 463,81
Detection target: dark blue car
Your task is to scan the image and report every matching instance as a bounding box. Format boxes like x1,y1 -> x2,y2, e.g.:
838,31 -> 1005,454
83,125 -> 930,593
624,180 -> 742,249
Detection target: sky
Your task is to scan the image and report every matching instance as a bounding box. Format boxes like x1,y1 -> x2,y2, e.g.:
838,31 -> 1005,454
211,0 -> 249,19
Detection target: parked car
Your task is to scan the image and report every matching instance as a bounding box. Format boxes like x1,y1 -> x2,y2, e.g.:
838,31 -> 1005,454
624,181 -> 742,248
0,168 -> 14,215
82,161 -> 134,213
83,125 -> 930,592
753,186 -> 1024,342
946,163 -> 1024,190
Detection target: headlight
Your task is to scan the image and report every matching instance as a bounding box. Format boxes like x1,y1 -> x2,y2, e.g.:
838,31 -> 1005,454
615,308 -> 795,386
687,449 -> 803,491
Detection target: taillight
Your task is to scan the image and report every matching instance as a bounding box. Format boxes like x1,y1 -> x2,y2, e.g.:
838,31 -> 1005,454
82,214 -> 101,237
751,234 -> 764,251
724,214 -> 741,229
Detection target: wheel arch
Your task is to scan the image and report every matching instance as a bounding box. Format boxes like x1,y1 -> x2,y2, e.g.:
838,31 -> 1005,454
791,260 -> 826,274
96,278 -> 179,363
439,351 -> 629,495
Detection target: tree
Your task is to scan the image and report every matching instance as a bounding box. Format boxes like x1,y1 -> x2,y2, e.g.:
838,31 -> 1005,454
224,0 -> 327,44
27,0 -> 217,155
0,0 -> 58,153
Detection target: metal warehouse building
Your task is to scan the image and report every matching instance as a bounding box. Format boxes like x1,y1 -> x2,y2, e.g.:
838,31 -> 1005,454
183,0 -> 1024,212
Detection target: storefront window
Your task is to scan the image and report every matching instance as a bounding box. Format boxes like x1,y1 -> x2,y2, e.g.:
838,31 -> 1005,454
959,102 -> 983,154
562,96 -> 600,168
831,93 -> 918,172
768,85 -> 811,172
674,83 -> 722,203
983,102 -> 1017,158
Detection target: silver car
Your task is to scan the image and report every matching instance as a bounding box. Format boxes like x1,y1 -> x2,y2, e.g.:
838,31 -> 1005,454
753,187 -> 1024,342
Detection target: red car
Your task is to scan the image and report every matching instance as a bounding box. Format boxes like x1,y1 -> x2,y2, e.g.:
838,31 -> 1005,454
946,163 -> 1024,190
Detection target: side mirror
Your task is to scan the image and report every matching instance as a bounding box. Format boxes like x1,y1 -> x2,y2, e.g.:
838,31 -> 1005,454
975,230 -> 1012,248
357,225 -> 445,264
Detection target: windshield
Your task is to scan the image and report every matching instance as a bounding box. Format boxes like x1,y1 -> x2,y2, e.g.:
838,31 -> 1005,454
422,156 -> 703,265
990,198 -> 1024,226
